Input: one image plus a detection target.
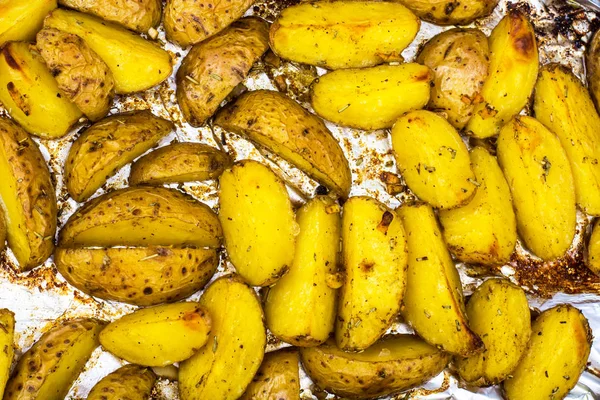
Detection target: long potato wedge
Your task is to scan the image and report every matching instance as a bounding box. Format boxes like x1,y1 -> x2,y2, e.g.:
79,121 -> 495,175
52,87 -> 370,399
0,309 -> 14,395
240,348 -> 300,400
0,0 -> 57,46
0,212 -> 5,252
87,365 -> 156,400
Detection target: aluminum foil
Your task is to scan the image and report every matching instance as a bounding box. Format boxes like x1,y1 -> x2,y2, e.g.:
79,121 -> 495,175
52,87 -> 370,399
0,0 -> 600,398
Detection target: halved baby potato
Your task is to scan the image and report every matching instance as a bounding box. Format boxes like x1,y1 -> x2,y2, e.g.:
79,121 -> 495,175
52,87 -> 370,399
240,348 -> 300,400
87,364 -> 157,400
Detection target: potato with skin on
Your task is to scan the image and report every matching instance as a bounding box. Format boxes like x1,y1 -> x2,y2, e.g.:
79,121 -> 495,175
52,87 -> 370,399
397,0 -> 498,25
88,365 -> 156,400
466,10 -> 539,138
0,309 -> 15,395
179,274 -> 266,400
0,0 -> 57,46
311,64 -> 432,130
215,90 -> 352,197
240,349 -> 300,400
4,318 -> 105,400
265,196 -> 341,346
497,116 -> 576,261
391,110 -> 477,210
586,29 -> 600,112
416,28 -> 490,130
0,42 -> 83,138
504,305 -> 592,400
586,220 -> 600,276
399,203 -> 483,357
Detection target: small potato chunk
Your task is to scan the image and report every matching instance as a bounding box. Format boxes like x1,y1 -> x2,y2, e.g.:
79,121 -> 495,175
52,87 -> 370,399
0,42 -> 82,138
336,197 -> 408,352
399,203 -> 483,357
311,64 -> 432,130
497,116 -> 576,261
59,187 -> 222,248
240,349 -> 300,400
270,1 -> 419,69
215,90 -> 352,197
65,111 -> 174,202
88,365 -> 156,400
455,279 -> 531,385
164,0 -> 254,47
417,28 -> 490,130
466,10 -> 538,138
439,147 -> 517,265
36,28 -> 114,122
0,117 -> 57,270
100,302 -> 211,366
300,335 -> 451,399
0,0 -> 57,46
179,274 -> 266,400
503,305 -> 592,400
534,64 -> 600,216
397,0 -> 497,25
587,220 -> 600,276
391,110 -> 477,210
55,246 -> 218,306
0,310 -> 15,395
4,318 -> 105,400
219,160 -> 297,286
176,17 -> 269,126
44,9 -> 172,94
265,196 -> 340,346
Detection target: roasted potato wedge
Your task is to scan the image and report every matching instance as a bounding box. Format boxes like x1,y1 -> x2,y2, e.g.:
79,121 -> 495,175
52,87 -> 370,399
0,0 -> 57,46
44,9 -> 172,94
391,110 -> 477,210
240,348 -> 300,400
0,309 -> 15,395
265,196 -> 340,346
0,212 -> 5,252
587,29 -> 600,112
586,219 -> 600,276
164,0 -> 255,47
65,110 -> 174,202
399,203 -> 483,356
497,116 -> 576,261
0,117 -> 57,270
215,90 -> 352,197
439,147 -> 517,265
534,63 -> 600,216
503,305 -> 592,400
301,335 -> 451,399
397,0 -> 498,25
417,28 -> 490,130
466,10 -> 538,138
269,1 -> 419,69
4,318 -> 105,400
455,279 -> 531,386
179,274 -> 266,400
88,364 -> 156,400
59,187 -> 222,248
0,42 -> 82,138
176,17 -> 269,126
55,246 -> 218,306
311,64 -> 432,130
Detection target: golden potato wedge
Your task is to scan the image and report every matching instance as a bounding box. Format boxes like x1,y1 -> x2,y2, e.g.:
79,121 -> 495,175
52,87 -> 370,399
215,90 -> 352,197
399,203 -> 483,357
179,274 -> 266,400
439,147 -> 517,265
301,335 -> 451,399
504,305 -> 592,400
0,117 -> 57,270
534,64 -> 600,216
164,0 -> 255,47
497,116 -> 576,261
455,279 -> 531,386
55,246 -> 218,306
265,196 -> 340,346
466,10 -> 538,138
88,364 -> 156,400
44,9 -> 172,94
391,110 -> 477,210
0,0 -> 57,46
0,309 -> 15,395
586,219 -> 600,276
397,0 -> 497,25
270,1 -> 419,69
176,17 -> 269,127
4,318 -> 105,400
219,160 -> 297,287
59,186 -> 222,248
0,42 -> 82,138
336,197 -> 407,351
0,212 -> 5,252
65,111 -> 174,202
240,348 -> 300,400
587,29 -> 600,112
416,28 -> 490,130
311,64 -> 432,130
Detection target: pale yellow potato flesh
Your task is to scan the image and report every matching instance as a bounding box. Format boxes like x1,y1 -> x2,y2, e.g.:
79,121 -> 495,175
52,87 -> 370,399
0,0 -> 57,46
0,309 -> 14,396
87,365 -> 157,400
240,348 -> 300,400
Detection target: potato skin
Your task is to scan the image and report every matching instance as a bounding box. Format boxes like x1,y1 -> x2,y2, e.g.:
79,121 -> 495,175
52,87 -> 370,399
215,90 -> 352,197
176,17 -> 269,127
87,364 -> 156,400
587,29 -> 600,112
398,0 -> 498,25
497,116 -> 576,261
240,349 -> 300,400
300,335 -> 451,399
503,305 -> 592,400
0,117 -> 57,270
0,212 -> 5,252
417,28 -> 490,130
0,309 -> 15,396
586,220 -> 600,276
0,0 -> 57,46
